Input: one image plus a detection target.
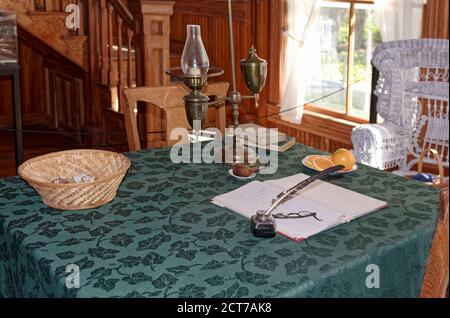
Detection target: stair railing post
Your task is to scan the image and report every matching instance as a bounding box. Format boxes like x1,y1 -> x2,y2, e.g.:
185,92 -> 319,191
83,0 -> 105,146
107,2 -> 115,87
129,0 -> 174,87
117,16 -> 125,112
126,28 -> 135,89
129,0 -> 174,148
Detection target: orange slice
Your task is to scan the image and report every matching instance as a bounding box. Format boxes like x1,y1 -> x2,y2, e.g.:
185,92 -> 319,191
304,155 -> 322,169
312,156 -> 334,171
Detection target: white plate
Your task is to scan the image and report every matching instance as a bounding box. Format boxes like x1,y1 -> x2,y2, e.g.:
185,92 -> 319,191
228,169 -> 257,180
301,156 -> 358,175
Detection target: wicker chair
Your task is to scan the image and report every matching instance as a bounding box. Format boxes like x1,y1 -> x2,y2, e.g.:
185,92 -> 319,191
352,39 -> 449,174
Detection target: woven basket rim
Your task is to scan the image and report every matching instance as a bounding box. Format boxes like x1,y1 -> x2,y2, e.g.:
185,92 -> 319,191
18,149 -> 131,189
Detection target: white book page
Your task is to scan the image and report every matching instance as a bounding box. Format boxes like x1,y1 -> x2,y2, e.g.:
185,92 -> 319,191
265,174 -> 389,222
212,181 -> 344,241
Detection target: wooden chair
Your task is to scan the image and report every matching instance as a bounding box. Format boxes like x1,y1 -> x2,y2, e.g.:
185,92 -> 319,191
421,187 -> 449,298
123,82 -> 229,151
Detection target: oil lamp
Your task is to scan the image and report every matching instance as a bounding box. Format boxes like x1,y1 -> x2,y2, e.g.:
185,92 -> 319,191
165,0 -> 268,162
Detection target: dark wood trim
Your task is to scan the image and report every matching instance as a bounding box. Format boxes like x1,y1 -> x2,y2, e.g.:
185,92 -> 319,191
345,2 -> 356,115
265,0 -> 286,108
326,0 -> 374,3
304,104 -> 369,125
110,0 -> 135,28
422,0 -> 449,39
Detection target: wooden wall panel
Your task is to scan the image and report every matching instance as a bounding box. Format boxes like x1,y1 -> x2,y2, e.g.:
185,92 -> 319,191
46,68 -> 85,141
19,42 -> 48,125
0,27 -> 87,141
0,76 -> 13,127
169,0 -> 260,124
422,0 -> 449,39
0,40 -> 48,128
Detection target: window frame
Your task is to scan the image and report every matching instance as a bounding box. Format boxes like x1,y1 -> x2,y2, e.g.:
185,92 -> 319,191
304,0 -> 376,124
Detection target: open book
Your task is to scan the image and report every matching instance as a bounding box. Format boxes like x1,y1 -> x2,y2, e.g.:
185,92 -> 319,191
212,173 -> 388,242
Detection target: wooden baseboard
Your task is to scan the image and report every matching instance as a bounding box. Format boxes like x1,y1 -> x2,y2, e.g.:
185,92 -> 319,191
266,103 -> 356,153
0,113 -> 50,128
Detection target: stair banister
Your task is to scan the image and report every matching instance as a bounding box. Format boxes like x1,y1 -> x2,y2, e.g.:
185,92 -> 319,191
9,0 -> 174,147
109,0 -> 134,27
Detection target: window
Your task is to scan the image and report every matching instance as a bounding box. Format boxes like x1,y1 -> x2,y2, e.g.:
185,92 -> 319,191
304,0 -> 382,122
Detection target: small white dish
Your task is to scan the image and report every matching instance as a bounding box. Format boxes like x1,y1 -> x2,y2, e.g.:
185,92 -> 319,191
228,169 -> 257,180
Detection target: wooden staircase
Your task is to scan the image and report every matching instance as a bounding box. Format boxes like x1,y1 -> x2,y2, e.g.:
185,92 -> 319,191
1,0 -> 87,69
0,0 -> 174,148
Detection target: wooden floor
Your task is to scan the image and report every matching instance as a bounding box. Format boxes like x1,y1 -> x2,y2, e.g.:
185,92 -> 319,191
0,125 -> 127,178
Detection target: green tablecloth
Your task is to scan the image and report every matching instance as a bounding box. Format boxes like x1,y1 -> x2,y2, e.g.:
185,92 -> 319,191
0,145 -> 440,298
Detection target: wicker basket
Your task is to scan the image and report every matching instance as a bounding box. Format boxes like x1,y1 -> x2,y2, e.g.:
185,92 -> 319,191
18,150 -> 131,210
405,148 -> 449,189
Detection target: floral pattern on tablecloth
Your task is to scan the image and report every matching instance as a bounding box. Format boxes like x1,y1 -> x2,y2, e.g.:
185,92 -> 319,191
0,145 -> 440,298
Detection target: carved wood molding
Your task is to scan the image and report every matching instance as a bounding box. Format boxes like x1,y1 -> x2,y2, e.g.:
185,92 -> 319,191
137,0 -> 175,15
63,35 -> 88,70
172,0 -> 249,20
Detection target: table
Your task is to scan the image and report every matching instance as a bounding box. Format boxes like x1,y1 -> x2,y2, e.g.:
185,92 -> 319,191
0,63 -> 23,167
0,145 -> 441,298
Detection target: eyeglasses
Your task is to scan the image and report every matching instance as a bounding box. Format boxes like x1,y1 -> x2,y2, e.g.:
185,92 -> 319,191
272,211 -> 323,221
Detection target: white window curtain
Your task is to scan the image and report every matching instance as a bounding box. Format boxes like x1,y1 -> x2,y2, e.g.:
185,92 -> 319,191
280,0 -> 321,124
375,0 -> 427,41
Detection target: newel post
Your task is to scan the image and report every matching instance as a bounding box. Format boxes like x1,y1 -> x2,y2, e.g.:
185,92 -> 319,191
129,0 -> 174,148
129,0 -> 174,87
